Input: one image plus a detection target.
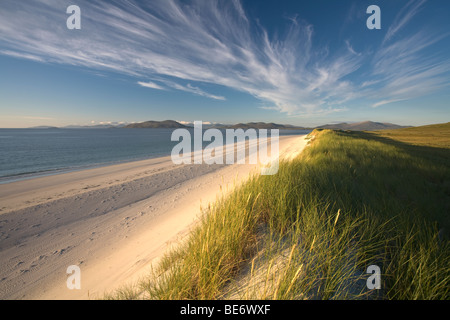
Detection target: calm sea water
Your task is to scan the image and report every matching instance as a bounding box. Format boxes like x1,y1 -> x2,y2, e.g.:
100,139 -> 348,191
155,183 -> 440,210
0,128 -> 311,183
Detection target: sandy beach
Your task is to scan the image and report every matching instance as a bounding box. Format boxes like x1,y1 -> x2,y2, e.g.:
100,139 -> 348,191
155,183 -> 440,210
0,134 -> 308,300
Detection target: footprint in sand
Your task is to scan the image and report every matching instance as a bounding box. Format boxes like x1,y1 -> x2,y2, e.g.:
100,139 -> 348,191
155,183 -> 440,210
52,246 -> 73,256
35,255 -> 47,262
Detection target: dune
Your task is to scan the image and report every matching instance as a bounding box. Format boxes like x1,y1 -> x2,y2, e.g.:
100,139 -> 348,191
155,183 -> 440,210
0,135 -> 309,300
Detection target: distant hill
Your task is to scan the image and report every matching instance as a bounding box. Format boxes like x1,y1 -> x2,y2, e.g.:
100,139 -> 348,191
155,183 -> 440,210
316,121 -> 411,131
124,120 -> 188,129
63,124 -> 127,129
28,126 -> 59,129
212,122 -> 309,130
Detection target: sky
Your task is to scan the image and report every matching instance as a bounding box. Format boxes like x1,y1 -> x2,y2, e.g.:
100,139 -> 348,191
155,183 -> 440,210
0,0 -> 449,128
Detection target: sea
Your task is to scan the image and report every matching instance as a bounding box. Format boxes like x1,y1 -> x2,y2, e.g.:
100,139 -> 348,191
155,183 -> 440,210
0,128 -> 311,184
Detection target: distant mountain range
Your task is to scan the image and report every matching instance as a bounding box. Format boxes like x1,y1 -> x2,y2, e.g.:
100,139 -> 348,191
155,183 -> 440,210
26,120 -> 411,131
124,120 -> 188,129
29,126 -> 60,129
122,120 -> 308,129
123,120 -> 407,131
316,121 -> 411,131
63,124 -> 128,129
210,122 -> 309,130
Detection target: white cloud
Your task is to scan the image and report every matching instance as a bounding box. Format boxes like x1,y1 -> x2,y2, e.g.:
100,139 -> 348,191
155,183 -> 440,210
368,29 -> 450,107
177,120 -> 212,125
166,82 -> 226,101
372,99 -> 406,108
384,0 -> 427,43
137,81 -> 166,90
0,50 -> 44,62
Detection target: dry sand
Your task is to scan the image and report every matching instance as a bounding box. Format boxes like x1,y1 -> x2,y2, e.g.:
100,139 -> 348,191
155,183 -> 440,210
0,135 -> 308,300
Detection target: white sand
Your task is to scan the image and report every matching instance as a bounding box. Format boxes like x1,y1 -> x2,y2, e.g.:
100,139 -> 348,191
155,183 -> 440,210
0,135 -> 308,300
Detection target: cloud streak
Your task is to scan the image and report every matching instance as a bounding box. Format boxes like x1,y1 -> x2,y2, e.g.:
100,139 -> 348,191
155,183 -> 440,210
383,0 -> 427,43
0,0 -> 448,115
137,81 -> 166,90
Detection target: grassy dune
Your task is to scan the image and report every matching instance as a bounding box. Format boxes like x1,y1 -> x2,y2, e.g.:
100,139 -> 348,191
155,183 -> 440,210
374,122 -> 450,148
109,123 -> 450,300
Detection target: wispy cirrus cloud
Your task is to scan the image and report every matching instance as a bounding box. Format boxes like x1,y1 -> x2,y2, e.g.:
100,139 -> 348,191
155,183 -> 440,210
137,81 -> 166,91
0,0 -> 448,115
0,50 -> 45,62
138,79 -> 226,100
367,18 -> 450,108
383,0 -> 427,43
372,99 -> 407,109
167,82 -> 226,101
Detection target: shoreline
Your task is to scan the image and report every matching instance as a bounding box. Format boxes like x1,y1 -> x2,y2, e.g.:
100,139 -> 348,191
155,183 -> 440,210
0,154 -> 168,185
0,135 -> 309,299
0,129 -> 312,185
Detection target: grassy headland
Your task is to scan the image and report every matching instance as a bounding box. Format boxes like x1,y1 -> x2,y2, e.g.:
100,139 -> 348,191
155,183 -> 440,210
109,123 -> 450,300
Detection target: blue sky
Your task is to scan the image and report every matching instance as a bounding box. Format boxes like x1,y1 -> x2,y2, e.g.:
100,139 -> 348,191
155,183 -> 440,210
0,0 -> 449,128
